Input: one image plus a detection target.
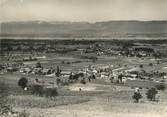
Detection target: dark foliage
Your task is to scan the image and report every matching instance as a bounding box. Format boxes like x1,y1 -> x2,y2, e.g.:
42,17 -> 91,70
30,85 -> 58,97
132,92 -> 142,103
139,64 -> 143,68
30,85 -> 44,96
149,63 -> 153,66
36,62 -> 42,68
18,77 -> 28,89
44,88 -> 58,97
56,66 -> 61,77
80,78 -> 86,84
146,88 -> 158,101
155,84 -> 166,91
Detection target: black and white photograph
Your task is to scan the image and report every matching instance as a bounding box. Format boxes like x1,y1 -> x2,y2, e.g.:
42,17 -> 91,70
0,0 -> 167,117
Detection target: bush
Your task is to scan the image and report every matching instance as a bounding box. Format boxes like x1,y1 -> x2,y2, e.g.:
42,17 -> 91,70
149,63 -> 153,66
56,78 -> 61,86
30,85 -> 58,97
30,85 -> 44,96
80,79 -> 86,84
155,84 -> 166,91
44,88 -> 58,97
139,64 -> 143,68
146,88 -> 158,101
36,62 -> 42,68
132,92 -> 142,103
18,77 -> 28,89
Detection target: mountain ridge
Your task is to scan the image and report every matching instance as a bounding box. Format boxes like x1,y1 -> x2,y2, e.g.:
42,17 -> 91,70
1,20 -> 167,38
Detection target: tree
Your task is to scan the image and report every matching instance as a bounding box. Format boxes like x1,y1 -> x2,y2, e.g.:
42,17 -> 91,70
36,61 -> 42,68
56,66 -> 61,77
56,78 -> 61,86
30,84 -> 44,96
132,92 -> 142,103
146,88 -> 158,101
155,84 -> 166,91
18,77 -> 28,89
80,78 -> 86,84
118,74 -> 123,83
139,64 -> 143,68
149,63 -> 153,66
69,72 -> 73,80
44,88 -> 58,97
92,56 -> 98,63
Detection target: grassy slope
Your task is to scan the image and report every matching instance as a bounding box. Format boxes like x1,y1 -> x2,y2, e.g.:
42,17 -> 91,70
14,85 -> 167,117
1,55 -> 167,116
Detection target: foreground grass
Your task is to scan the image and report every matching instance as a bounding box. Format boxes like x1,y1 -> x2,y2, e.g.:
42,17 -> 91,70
8,95 -> 90,108
13,89 -> 167,117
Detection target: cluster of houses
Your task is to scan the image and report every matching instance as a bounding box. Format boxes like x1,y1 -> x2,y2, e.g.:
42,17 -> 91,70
82,42 -> 158,58
1,59 -> 166,88
0,63 -> 24,73
0,61 -> 133,84
81,63 -> 167,85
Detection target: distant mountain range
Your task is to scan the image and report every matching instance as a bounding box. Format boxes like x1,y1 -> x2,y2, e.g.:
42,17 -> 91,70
1,21 -> 167,38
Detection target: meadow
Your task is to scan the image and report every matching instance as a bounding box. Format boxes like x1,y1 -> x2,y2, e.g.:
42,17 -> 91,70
0,39 -> 167,117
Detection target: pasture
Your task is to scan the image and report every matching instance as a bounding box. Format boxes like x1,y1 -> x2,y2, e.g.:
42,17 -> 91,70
1,53 -> 167,117
1,39 -> 167,117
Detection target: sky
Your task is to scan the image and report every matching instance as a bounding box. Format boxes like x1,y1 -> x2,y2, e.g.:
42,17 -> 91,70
0,0 -> 167,22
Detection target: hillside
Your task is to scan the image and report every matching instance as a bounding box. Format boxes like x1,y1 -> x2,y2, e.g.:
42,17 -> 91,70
1,21 -> 167,38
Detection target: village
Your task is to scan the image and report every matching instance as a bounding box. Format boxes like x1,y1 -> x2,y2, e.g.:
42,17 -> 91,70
0,39 -> 167,117
1,0 -> 167,116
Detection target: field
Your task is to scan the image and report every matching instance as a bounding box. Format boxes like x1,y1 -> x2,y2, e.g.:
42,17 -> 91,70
1,74 -> 167,117
0,39 -> 167,117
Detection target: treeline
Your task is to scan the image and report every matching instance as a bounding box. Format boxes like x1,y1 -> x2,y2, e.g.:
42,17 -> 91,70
1,38 -> 167,45
1,39 -> 167,53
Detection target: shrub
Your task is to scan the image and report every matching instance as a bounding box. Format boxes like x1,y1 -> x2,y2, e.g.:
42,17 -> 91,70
18,77 -> 28,89
56,78 -> 61,86
146,88 -> 158,101
36,61 -> 42,68
149,63 -> 153,66
155,84 -> 166,91
44,88 -> 58,97
139,64 -> 143,68
30,85 -> 58,97
30,85 -> 44,96
80,79 -> 86,84
132,92 -> 142,103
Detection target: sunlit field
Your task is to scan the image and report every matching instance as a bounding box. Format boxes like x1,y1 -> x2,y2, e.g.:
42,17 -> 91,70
1,39 -> 167,117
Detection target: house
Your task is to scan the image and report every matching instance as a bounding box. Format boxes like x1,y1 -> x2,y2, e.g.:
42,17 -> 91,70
61,71 -> 72,77
132,46 -> 154,53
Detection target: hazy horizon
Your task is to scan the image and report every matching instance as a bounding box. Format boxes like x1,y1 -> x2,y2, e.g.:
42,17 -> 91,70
1,0 -> 167,22
1,20 -> 167,24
